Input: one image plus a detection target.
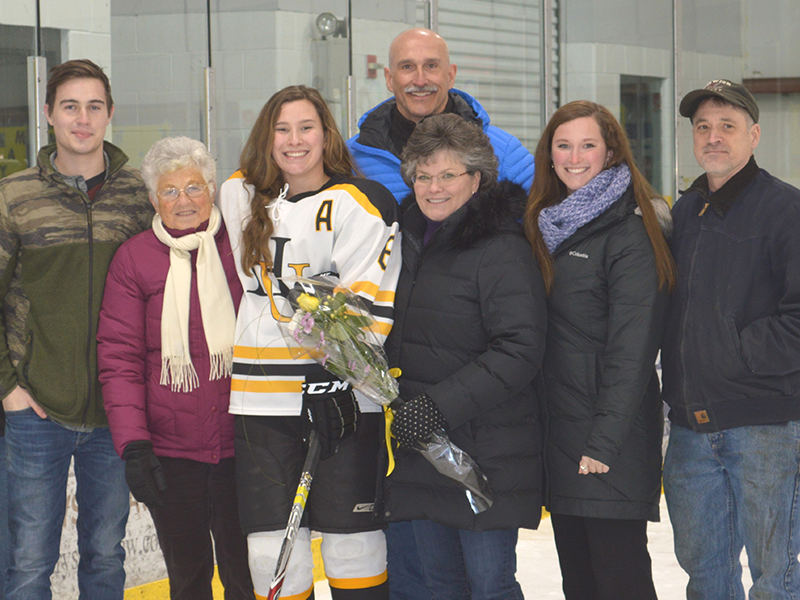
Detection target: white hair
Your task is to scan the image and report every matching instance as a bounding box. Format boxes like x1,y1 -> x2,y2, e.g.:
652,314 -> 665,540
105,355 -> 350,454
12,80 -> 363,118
140,136 -> 216,196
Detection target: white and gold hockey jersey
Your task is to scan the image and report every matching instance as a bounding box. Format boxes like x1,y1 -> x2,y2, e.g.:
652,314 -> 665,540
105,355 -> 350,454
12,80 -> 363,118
219,173 -> 401,416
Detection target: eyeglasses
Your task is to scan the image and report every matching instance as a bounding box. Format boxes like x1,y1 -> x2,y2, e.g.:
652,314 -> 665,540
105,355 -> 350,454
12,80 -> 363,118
412,171 -> 469,187
156,183 -> 209,201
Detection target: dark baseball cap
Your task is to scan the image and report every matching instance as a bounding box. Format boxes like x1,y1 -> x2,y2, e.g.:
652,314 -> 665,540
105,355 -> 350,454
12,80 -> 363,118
679,79 -> 759,123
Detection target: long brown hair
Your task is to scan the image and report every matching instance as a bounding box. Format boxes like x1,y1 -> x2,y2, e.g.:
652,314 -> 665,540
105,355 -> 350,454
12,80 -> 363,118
239,85 -> 357,273
523,100 -> 676,294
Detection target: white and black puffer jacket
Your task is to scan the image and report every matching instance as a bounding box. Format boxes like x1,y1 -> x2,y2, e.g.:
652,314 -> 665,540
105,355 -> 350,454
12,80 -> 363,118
384,180 -> 547,531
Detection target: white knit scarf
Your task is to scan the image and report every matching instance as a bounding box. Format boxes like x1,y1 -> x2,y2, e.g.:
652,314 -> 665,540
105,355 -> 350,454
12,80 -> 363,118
151,205 -> 236,392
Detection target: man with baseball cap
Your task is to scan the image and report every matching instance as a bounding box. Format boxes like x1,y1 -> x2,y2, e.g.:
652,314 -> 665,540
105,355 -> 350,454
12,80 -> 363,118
661,79 -> 800,598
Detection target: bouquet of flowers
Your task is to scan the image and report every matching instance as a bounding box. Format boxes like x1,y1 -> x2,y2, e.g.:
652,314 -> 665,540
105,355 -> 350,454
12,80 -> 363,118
277,275 -> 494,514
281,275 -> 399,406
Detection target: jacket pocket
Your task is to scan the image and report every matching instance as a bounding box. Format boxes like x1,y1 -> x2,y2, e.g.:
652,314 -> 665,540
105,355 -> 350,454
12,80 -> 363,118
724,314 -> 752,376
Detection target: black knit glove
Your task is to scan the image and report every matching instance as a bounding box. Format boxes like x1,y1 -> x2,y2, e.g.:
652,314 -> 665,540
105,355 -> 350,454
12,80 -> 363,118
303,369 -> 360,459
122,440 -> 167,507
391,394 -> 448,449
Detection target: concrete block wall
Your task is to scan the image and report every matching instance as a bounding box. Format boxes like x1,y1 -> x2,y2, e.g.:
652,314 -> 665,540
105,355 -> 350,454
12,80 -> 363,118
0,0 -> 37,27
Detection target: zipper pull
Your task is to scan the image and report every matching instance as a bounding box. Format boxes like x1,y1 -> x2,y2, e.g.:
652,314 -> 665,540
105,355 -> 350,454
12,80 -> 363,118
698,202 -> 709,217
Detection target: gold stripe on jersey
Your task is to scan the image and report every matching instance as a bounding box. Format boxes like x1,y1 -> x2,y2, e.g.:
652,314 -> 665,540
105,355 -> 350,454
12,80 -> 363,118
234,346 -> 298,360
327,183 -> 383,220
350,280 -> 379,298
374,289 -> 395,304
233,346 -> 322,361
350,281 -> 396,305
231,378 -> 304,394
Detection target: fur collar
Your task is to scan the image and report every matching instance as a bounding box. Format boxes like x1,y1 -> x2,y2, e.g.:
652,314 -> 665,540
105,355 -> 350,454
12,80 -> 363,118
637,196 -> 674,238
402,180 -> 528,249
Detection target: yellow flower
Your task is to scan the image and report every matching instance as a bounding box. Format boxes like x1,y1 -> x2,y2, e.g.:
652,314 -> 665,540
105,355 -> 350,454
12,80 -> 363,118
297,293 -> 320,312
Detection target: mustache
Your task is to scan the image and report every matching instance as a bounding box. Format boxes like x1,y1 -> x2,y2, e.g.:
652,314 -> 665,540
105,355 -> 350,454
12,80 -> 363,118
403,84 -> 438,94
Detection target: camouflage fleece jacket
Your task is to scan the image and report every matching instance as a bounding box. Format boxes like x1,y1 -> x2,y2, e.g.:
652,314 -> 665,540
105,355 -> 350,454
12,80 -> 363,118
0,142 -> 154,427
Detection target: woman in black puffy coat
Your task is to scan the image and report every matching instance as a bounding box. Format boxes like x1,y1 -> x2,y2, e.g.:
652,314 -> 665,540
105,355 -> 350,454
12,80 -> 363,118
524,100 -> 677,600
385,113 -> 547,600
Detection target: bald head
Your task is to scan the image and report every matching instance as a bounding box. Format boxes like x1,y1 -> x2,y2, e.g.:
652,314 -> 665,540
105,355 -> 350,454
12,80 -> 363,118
385,28 -> 457,123
388,29 -> 450,69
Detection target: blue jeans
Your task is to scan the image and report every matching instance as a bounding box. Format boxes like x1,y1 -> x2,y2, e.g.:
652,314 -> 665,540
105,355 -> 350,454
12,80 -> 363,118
1,434 -> 8,600
386,521 -> 433,600
663,422 -> 800,600
413,520 -> 523,600
5,409 -> 129,600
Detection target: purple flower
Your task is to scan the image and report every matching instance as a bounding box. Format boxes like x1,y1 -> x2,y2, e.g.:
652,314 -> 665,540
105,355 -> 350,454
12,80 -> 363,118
300,312 -> 315,334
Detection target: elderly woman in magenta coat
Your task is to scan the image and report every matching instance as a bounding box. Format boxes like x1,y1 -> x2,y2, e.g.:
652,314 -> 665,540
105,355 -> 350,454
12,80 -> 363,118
97,137 -> 252,600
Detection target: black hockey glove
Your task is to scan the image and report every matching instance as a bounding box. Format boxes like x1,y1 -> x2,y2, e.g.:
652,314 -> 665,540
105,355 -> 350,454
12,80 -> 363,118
302,369 -> 360,460
391,393 -> 448,449
122,440 -> 167,507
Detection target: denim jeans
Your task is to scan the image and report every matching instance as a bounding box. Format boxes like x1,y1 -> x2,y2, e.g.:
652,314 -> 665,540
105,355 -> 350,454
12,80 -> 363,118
5,409 -> 129,600
386,521 -> 433,600
1,434 -> 8,600
413,520 -> 523,600
663,422 -> 800,600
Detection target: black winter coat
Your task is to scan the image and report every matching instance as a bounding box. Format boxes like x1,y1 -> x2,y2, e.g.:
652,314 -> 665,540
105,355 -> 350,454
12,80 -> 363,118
384,181 -> 547,531
544,186 -> 668,522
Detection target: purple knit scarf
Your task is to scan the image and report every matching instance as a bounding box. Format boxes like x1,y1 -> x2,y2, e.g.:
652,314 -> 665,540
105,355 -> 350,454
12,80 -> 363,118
539,164 -> 631,253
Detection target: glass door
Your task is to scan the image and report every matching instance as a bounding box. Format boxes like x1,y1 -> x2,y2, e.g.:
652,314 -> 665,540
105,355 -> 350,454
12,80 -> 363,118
208,0 -> 350,179
558,0 -> 676,199
0,12 -> 59,181
207,1 -> 427,179
110,0 -> 209,170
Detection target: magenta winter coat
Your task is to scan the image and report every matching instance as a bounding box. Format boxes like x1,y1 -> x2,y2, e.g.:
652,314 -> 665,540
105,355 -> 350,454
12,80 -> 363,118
97,221 -> 243,463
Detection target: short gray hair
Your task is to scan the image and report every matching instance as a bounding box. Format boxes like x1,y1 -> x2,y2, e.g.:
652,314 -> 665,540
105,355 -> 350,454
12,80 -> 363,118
400,113 -> 498,189
140,137 -> 216,197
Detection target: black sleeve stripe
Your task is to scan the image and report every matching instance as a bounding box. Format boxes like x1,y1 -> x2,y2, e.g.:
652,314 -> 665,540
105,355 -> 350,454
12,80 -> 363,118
232,363 -> 317,377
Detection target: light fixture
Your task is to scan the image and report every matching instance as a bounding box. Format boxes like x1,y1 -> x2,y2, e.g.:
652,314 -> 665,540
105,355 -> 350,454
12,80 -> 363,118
315,12 -> 346,39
